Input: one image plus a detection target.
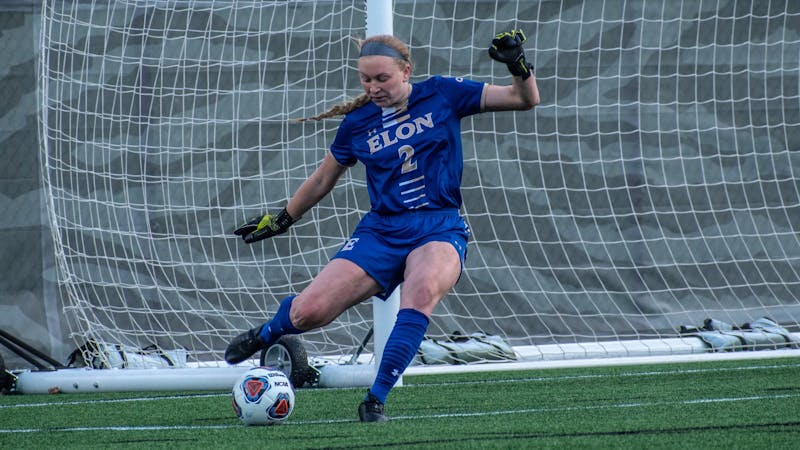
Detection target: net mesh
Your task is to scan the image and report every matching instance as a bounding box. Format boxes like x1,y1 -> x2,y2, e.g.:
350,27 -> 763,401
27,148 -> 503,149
39,0 -> 800,365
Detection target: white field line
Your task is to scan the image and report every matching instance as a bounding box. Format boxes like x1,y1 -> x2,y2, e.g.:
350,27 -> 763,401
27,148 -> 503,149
1,391 -> 799,434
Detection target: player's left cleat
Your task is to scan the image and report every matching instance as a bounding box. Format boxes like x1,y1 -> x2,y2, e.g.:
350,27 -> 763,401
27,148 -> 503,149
358,392 -> 388,422
225,325 -> 267,365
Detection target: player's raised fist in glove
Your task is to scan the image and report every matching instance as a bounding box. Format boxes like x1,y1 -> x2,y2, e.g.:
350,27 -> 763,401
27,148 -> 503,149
488,29 -> 534,80
233,208 -> 297,244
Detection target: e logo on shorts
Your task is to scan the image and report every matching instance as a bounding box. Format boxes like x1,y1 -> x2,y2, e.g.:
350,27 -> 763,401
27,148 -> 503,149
341,238 -> 360,251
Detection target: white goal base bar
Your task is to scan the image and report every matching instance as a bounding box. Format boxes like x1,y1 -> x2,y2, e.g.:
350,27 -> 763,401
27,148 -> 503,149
12,364 -> 379,394
14,366 -> 249,394
516,337 -> 710,360
407,347 -> 800,376
14,336 -> 800,394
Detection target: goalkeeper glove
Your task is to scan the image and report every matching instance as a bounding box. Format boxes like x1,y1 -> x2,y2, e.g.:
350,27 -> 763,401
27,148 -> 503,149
233,208 -> 297,244
488,29 -> 534,80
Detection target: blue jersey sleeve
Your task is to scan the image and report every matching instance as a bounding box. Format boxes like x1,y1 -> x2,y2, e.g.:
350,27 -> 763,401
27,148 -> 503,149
430,75 -> 484,118
330,116 -> 358,167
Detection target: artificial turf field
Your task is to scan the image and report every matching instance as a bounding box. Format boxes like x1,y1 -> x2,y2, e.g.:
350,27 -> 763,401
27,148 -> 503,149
2,356 -> 799,449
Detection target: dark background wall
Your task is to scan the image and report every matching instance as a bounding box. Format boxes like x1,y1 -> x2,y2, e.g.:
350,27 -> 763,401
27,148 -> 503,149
0,1 -> 68,370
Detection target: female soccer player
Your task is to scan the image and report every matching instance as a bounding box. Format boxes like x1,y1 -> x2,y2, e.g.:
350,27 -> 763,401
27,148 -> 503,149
227,30 -> 540,422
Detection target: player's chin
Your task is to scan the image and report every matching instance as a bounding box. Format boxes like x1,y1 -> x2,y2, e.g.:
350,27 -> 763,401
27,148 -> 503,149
370,96 -> 390,106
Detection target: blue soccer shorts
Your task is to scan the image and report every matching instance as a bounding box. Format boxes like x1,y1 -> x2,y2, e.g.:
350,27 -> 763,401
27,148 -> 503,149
331,208 -> 470,300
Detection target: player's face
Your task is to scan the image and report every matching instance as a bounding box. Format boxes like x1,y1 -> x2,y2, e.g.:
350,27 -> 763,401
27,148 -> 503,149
358,56 -> 411,108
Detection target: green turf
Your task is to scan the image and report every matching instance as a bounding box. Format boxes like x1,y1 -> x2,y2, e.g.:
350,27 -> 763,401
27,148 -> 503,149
2,357 -> 799,449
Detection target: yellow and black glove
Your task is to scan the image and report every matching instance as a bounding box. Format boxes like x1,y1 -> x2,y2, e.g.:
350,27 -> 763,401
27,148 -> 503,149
488,29 -> 534,80
233,208 -> 297,244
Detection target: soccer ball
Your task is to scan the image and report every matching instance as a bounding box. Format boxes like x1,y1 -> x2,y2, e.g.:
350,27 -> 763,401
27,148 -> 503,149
232,366 -> 295,425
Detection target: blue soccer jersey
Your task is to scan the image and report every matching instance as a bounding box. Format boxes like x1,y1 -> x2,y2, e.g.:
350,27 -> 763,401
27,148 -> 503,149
330,76 -> 485,214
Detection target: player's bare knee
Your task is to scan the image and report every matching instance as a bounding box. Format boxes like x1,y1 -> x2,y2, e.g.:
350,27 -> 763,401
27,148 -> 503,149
400,283 -> 444,315
290,297 -> 334,330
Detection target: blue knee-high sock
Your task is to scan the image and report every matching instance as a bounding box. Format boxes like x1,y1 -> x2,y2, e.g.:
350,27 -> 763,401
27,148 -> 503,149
368,308 -> 429,404
258,295 -> 303,347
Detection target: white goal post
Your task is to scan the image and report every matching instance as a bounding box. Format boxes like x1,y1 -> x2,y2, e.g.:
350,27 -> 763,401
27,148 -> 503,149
31,0 -> 800,391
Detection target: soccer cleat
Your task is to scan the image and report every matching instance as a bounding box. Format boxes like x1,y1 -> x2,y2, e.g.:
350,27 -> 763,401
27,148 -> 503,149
225,325 -> 267,365
358,392 -> 388,423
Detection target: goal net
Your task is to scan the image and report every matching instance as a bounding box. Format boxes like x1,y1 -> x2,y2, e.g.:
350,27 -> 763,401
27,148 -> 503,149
38,0 -> 800,370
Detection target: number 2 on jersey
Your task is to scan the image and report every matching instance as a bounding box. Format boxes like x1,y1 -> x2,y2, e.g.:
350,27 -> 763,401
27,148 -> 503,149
398,145 -> 417,174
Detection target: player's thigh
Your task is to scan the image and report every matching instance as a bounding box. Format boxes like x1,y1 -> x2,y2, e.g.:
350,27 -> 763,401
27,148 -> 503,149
292,258 -> 382,328
401,241 -> 462,315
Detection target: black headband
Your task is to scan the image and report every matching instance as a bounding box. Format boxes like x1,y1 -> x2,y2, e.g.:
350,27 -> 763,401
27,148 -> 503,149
359,41 -> 406,60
